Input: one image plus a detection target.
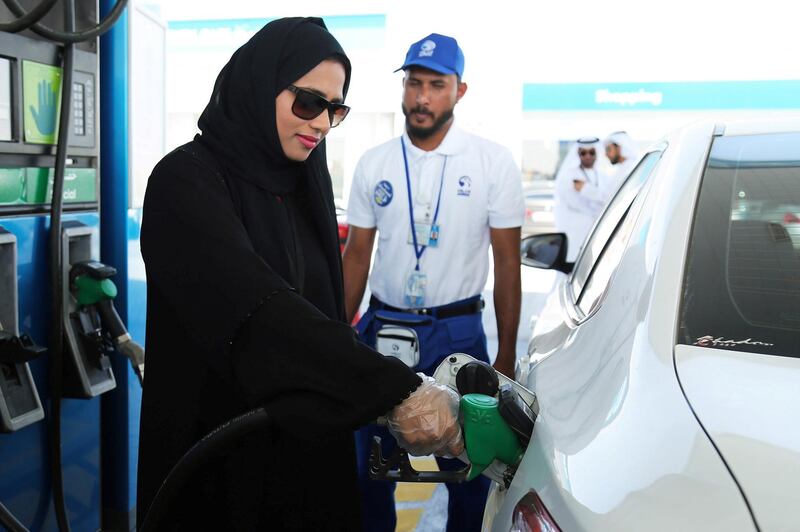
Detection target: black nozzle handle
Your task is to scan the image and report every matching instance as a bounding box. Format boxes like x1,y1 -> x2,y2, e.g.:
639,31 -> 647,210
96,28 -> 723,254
368,437 -> 468,483
94,300 -> 145,384
0,332 -> 47,364
95,299 -> 128,341
69,260 -> 117,284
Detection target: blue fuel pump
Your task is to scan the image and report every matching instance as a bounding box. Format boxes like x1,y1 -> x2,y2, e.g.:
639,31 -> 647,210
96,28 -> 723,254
0,1 -> 130,530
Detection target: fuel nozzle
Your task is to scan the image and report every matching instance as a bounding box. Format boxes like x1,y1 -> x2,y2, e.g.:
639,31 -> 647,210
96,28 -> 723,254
453,357 -> 536,482
370,356 -> 538,487
71,261 -> 144,384
460,394 -> 524,481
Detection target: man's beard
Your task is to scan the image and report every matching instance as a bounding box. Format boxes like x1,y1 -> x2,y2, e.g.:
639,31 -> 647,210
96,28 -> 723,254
402,104 -> 454,140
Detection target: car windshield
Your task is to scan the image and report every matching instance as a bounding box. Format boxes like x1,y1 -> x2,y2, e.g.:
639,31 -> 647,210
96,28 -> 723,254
678,132 -> 800,357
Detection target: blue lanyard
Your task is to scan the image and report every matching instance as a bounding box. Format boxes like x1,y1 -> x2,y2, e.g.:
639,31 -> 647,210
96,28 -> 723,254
401,136 -> 447,271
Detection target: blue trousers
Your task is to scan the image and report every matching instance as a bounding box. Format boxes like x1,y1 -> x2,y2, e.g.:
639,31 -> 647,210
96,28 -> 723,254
355,297 -> 491,532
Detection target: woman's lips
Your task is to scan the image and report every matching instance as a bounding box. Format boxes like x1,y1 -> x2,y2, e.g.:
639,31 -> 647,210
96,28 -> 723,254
296,134 -> 319,149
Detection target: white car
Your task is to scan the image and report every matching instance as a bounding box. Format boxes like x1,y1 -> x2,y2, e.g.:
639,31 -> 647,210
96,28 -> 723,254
522,181 -> 556,237
484,118 -> 800,531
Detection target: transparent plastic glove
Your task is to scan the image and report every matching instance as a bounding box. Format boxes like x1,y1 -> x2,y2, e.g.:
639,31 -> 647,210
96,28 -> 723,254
386,374 -> 464,457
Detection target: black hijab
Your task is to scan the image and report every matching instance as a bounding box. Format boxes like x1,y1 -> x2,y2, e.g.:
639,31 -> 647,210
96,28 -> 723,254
198,16 -> 351,319
196,17 -> 351,194
141,17 -> 353,365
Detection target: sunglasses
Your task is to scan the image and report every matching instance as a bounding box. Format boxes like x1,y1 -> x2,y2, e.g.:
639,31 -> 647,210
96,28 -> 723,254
579,149 -> 596,156
286,85 -> 350,128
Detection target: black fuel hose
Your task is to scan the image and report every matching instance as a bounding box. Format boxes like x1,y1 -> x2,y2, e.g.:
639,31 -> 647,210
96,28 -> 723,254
0,501 -> 28,532
139,407 -> 271,532
46,1 -> 74,529
1,0 -> 127,43
0,0 -> 57,33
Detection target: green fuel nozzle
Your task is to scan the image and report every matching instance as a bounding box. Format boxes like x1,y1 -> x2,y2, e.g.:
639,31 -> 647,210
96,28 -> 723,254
460,393 -> 524,481
74,274 -> 118,305
369,355 -> 537,487
73,274 -> 123,336
70,261 -> 145,384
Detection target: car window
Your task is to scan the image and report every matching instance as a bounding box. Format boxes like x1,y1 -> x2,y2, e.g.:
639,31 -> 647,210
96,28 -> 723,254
570,151 -> 664,304
576,178 -> 653,316
679,132 -> 800,358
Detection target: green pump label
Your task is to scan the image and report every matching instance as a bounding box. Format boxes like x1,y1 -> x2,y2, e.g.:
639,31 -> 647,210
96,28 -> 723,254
0,167 -> 97,206
29,168 -> 97,203
23,60 -> 63,145
0,168 -> 25,204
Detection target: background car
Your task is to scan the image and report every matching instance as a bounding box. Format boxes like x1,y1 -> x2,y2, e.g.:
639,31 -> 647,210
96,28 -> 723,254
485,118 -> 800,531
522,181 -> 556,236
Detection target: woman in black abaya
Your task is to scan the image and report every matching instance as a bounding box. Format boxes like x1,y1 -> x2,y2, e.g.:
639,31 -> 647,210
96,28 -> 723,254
136,17 -> 461,531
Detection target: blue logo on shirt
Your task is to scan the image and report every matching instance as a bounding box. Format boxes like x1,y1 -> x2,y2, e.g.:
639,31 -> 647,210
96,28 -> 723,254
374,180 -> 393,206
457,176 -> 472,196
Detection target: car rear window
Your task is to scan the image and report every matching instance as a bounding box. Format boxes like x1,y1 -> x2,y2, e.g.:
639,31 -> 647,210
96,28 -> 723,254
678,132 -> 800,358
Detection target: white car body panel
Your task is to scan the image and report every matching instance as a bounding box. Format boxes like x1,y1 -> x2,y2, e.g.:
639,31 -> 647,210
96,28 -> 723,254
485,121 -> 778,531
675,345 -> 800,531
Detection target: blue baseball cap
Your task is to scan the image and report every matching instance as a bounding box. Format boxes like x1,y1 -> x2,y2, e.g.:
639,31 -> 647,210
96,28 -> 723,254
395,33 -> 465,78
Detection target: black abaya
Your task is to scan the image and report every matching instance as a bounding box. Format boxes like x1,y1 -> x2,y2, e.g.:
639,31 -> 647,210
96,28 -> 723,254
136,18 -> 420,531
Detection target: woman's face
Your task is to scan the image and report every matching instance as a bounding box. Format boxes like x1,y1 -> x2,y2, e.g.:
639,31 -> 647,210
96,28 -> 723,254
275,59 -> 346,162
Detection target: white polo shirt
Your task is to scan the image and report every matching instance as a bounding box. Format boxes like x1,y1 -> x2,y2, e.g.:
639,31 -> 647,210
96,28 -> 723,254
347,123 -> 524,308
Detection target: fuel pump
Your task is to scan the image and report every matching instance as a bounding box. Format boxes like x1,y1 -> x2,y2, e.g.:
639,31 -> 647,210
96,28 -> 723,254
0,1 -> 130,530
0,227 -> 46,434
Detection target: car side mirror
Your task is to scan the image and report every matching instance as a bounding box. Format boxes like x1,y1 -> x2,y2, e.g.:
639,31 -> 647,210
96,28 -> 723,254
520,233 -> 573,274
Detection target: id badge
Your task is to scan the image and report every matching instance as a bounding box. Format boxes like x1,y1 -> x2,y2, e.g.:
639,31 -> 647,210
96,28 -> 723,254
407,223 -> 441,248
404,271 -> 427,307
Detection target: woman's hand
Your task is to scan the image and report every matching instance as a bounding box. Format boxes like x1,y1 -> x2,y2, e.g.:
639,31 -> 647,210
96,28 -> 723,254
385,374 -> 463,457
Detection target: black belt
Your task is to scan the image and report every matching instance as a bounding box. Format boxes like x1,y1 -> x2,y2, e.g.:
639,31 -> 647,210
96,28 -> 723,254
370,296 -> 484,320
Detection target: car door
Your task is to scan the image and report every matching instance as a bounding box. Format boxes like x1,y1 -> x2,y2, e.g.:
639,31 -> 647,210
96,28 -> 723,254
510,151 -> 664,517
674,131 -> 800,531
525,149 -> 665,371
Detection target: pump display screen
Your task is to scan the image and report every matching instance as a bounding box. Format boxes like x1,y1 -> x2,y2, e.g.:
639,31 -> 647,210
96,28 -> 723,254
0,58 -> 11,142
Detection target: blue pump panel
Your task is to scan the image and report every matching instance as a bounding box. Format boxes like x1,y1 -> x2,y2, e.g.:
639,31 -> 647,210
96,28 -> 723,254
0,14 -> 107,530
1,2 -> 155,529
0,213 -> 101,531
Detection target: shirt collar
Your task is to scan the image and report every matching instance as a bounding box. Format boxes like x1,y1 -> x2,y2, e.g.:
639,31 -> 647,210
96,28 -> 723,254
401,119 -> 467,159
